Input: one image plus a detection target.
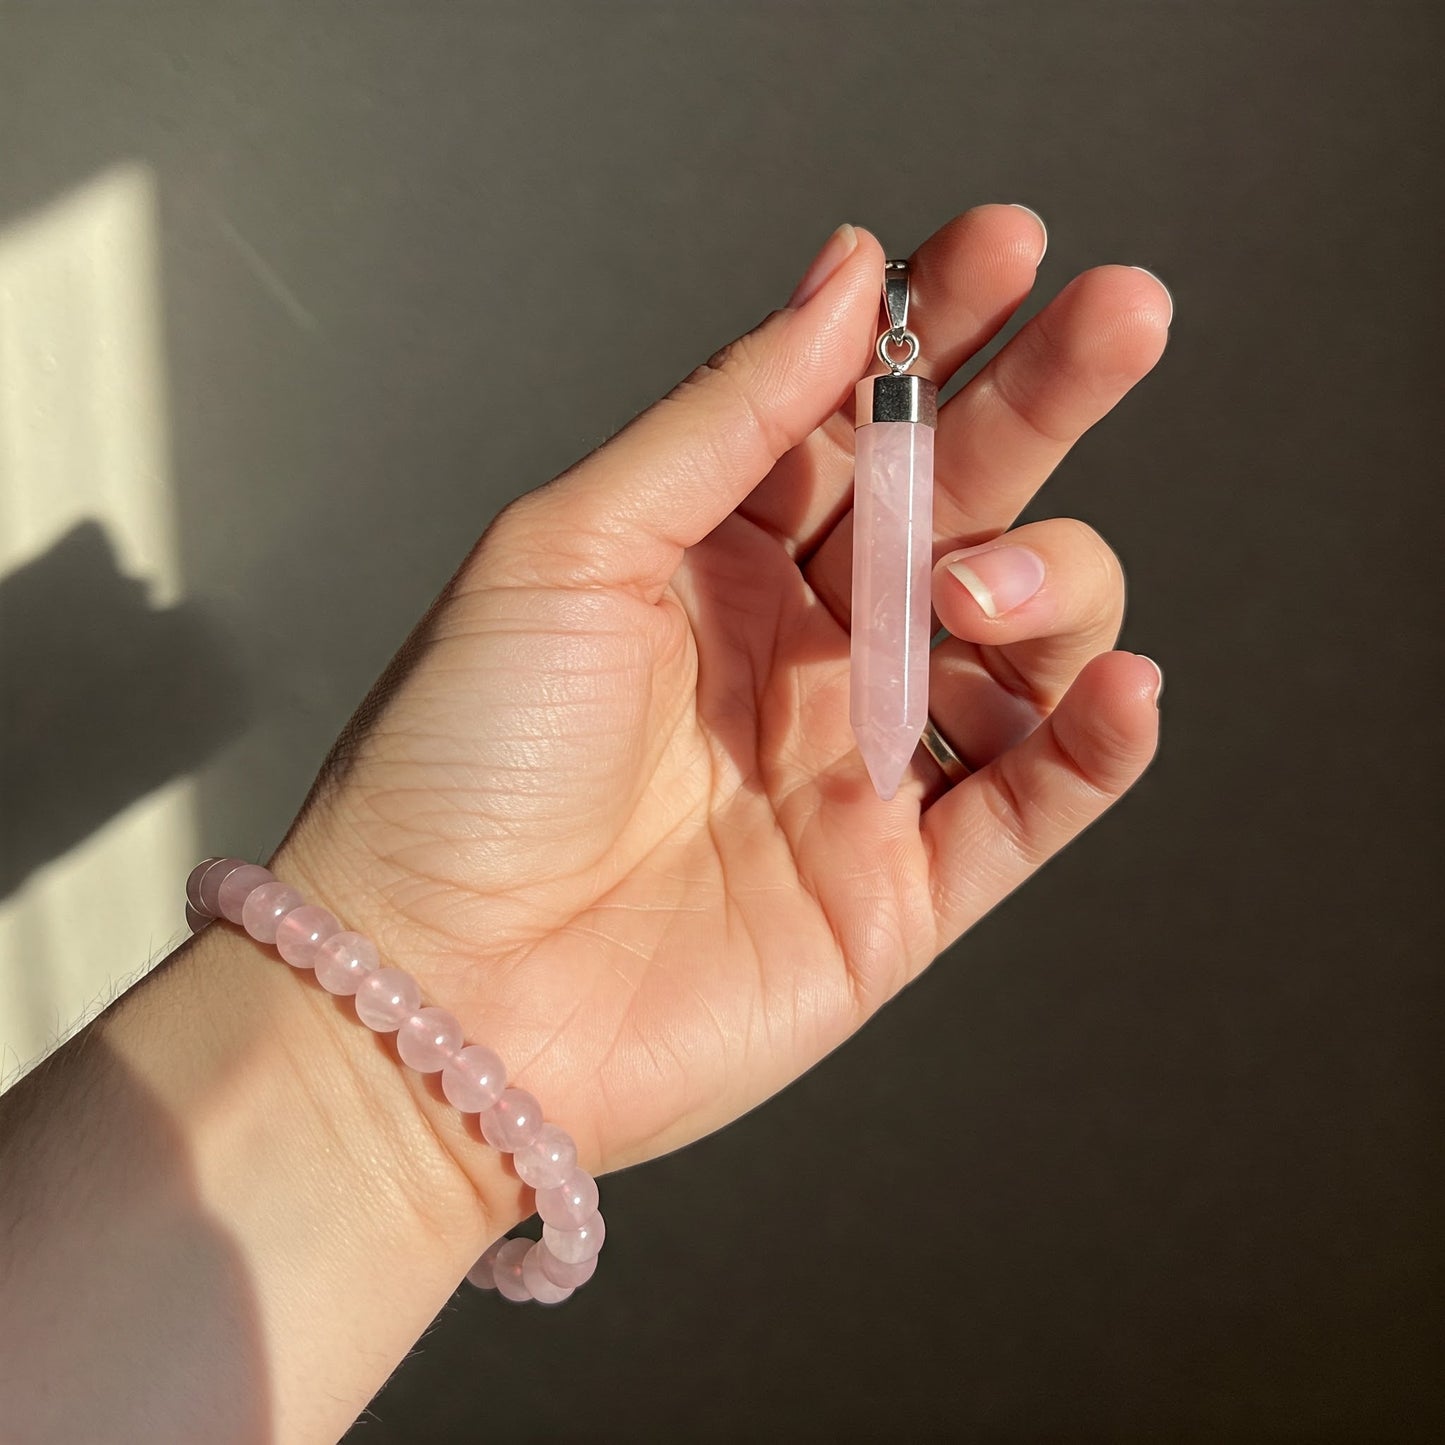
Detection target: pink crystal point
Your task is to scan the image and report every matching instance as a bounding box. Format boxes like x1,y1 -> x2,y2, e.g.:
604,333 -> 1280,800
850,418 -> 935,799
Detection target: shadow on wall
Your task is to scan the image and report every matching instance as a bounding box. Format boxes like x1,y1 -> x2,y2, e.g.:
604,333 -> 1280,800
0,519 -> 247,899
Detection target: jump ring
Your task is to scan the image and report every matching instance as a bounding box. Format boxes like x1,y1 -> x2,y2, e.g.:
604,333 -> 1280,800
876,329 -> 920,373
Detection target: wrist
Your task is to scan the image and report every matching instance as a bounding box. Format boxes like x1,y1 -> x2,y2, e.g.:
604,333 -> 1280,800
105,918 -> 527,1436
238,832 -> 612,1310
266,828 -> 549,1237
172,913 -> 528,1251
1,907 -> 524,1442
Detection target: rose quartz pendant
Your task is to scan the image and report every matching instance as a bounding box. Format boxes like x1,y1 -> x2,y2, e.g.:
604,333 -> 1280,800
851,260 -> 938,800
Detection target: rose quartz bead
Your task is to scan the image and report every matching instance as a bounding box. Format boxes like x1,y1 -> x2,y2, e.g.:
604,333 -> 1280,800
313,931 -> 380,995
542,1210 -> 605,1264
197,856 -> 248,916
441,1044 -> 507,1114
491,1238 -> 533,1303
354,967 -> 421,1032
536,1168 -> 600,1229
396,1006 -> 463,1072
513,1124 -> 578,1190
217,863 -> 272,923
274,905 -> 338,969
466,1238 -> 507,1290
185,858 -> 222,914
185,902 -> 211,936
536,1240 -> 599,1290
241,880 -> 304,944
479,1088 -> 543,1154
522,1243 -> 574,1304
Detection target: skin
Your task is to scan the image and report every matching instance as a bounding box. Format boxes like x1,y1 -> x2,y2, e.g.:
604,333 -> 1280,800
0,207 -> 1169,1443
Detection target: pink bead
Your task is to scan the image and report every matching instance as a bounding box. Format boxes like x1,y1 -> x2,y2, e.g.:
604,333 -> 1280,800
542,1210 -> 605,1264
196,856 -> 248,916
491,1238 -> 533,1303
513,1124 -> 578,1190
537,1241 -> 598,1290
536,1169 -> 600,1229
185,902 -> 211,936
479,1088 -> 543,1154
441,1044 -> 507,1114
313,931 -> 380,995
217,863 -> 273,923
274,905 -> 338,969
396,1006 -> 463,1072
521,1243 -> 574,1304
354,967 -> 421,1032
185,858 -> 222,914
466,1238 -> 507,1291
241,880 -> 304,944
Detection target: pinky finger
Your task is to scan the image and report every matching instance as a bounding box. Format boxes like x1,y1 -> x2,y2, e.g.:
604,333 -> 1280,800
922,651 -> 1162,948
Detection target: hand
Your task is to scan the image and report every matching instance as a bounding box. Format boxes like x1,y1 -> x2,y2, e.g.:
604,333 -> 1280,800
276,207 -> 1169,1207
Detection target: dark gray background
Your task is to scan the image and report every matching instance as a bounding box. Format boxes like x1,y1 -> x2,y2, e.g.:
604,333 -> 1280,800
3,2 -> 1440,1440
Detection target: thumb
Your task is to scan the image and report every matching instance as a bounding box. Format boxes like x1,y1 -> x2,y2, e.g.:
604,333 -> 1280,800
495,224 -> 884,594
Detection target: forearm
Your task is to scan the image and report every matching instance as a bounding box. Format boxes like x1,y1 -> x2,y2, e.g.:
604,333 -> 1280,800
0,913 -> 522,1444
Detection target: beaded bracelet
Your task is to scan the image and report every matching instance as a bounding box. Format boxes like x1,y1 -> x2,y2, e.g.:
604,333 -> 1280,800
184,856 -> 604,1305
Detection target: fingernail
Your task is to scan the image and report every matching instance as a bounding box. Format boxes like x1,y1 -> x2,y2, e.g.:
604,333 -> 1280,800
1129,266 -> 1174,324
1009,203 -> 1048,262
789,223 -> 858,307
944,545 -> 1047,618
1137,653 -> 1164,704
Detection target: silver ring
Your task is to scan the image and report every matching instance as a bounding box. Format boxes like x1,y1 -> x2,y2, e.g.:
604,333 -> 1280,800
918,715 -> 970,785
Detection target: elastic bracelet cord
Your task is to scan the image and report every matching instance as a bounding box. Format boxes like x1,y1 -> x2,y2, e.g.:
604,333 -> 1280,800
185,856 -> 603,1305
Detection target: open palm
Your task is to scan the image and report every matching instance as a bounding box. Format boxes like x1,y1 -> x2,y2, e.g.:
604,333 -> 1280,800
277,209 -> 1169,1183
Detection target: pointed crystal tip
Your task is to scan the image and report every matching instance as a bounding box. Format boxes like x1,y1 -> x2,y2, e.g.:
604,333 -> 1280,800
853,719 -> 924,801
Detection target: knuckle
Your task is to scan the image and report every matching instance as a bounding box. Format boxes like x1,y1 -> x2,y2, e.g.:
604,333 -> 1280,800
686,329 -> 760,397
980,762 -> 1052,872
669,320 -> 792,460
478,490 -> 543,555
459,488 -> 560,587
1051,705 -> 1141,797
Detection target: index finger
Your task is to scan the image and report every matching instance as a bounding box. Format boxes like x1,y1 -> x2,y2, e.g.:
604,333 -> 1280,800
740,204 -> 1048,562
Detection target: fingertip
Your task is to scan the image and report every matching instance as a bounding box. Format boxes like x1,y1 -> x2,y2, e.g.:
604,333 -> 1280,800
789,223 -> 865,308
1127,267 -> 1174,326
1078,648 -> 1164,714
913,205 -> 1044,315
782,224 -> 885,375
1135,653 -> 1165,706
1007,203 -> 1049,264
1050,651 -> 1161,786
790,223 -> 883,313
783,226 -> 888,403
849,223 -> 885,261
1041,265 -> 1171,388
1092,263 -> 1173,332
839,225 -> 887,304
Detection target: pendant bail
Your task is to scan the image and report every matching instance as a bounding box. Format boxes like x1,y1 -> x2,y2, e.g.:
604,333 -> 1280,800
878,258 -> 921,374
883,259 -> 910,337
857,257 -> 936,425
